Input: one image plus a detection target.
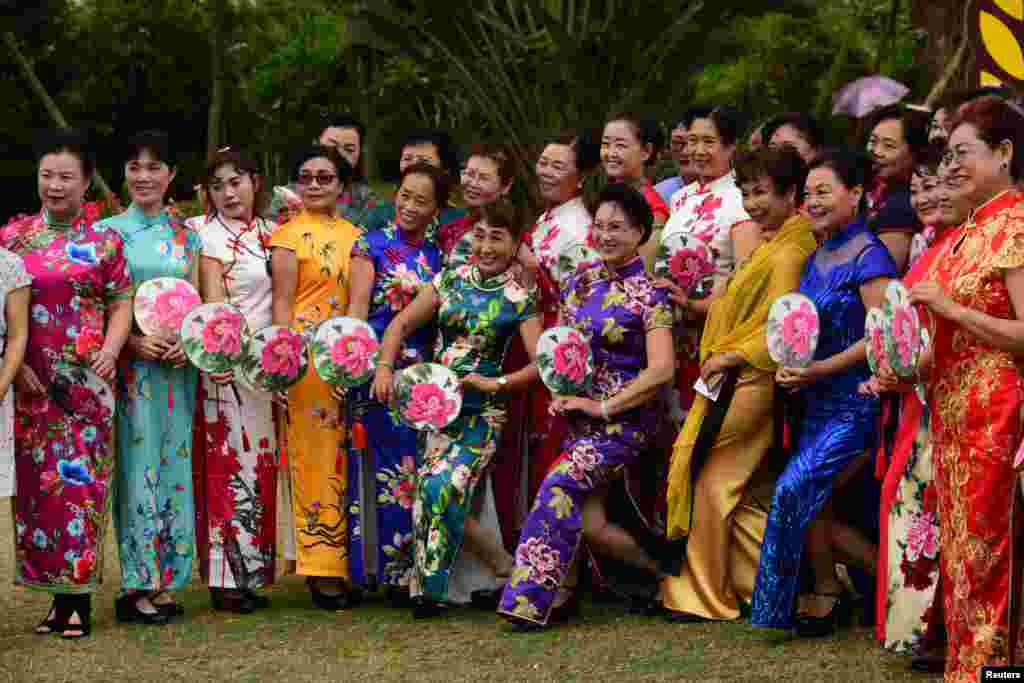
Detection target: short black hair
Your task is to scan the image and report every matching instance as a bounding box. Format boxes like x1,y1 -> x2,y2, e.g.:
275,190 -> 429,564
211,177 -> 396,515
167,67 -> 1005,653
808,147 -> 875,212
400,162 -> 453,210
595,182 -> 655,244
605,112 -> 665,167
400,128 -> 460,174
911,142 -> 945,177
547,128 -> 602,176
763,112 -> 827,151
319,112 -> 365,141
124,129 -> 176,168
290,145 -> 353,185
318,112 -> 366,179
683,105 -> 747,146
734,146 -> 808,200
34,127 -> 96,177
480,198 -> 523,239
866,104 -> 930,157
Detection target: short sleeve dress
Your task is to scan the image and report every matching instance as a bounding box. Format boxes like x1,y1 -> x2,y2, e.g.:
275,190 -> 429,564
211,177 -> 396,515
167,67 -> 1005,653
0,248 -> 32,497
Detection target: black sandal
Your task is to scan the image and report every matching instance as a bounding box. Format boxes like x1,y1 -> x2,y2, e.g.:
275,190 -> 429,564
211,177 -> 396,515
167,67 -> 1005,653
60,595 -> 91,640
34,597 -> 66,635
794,591 -> 851,638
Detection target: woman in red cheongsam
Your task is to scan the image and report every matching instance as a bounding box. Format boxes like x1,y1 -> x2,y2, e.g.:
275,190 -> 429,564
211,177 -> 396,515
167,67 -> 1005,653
910,95 -> 1024,682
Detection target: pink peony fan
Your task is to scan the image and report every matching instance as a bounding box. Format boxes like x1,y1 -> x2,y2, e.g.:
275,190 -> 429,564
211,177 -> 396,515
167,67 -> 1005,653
310,316 -> 380,388
134,277 -> 201,339
864,307 -> 890,376
240,325 -> 309,393
535,325 -> 594,397
134,277 -> 202,414
655,233 -> 714,295
766,293 -> 820,368
391,362 -> 462,432
180,302 -> 250,373
882,281 -> 922,378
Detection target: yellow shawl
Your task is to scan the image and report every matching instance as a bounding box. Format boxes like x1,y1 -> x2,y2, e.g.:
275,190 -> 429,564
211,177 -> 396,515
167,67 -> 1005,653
666,213 -> 816,538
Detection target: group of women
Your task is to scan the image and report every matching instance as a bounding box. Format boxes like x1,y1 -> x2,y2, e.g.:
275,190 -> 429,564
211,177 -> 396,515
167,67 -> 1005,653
2,88 -> 1023,682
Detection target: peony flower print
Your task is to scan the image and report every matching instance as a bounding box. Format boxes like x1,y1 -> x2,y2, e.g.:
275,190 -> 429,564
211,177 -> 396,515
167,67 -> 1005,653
152,282 -> 200,334
668,248 -> 711,292
553,336 -> 588,383
330,327 -> 379,377
782,302 -> 817,358
515,537 -> 562,589
260,329 -> 305,378
403,383 -> 458,429
72,549 -> 96,583
74,327 -> 104,358
201,307 -> 244,355
905,511 -> 938,562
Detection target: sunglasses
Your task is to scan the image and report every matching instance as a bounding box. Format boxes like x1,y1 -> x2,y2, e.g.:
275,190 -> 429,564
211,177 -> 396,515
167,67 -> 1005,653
297,172 -> 337,186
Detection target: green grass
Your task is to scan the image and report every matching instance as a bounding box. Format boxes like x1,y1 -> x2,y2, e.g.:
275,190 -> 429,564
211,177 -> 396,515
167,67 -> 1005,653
0,505 -> 942,683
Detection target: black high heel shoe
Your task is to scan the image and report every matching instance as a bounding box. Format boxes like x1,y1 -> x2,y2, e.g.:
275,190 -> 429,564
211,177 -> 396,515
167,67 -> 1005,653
211,588 -> 256,614
115,594 -> 169,625
307,578 -> 353,611
242,589 -> 271,609
152,594 -> 184,619
794,591 -> 851,638
411,596 -> 447,620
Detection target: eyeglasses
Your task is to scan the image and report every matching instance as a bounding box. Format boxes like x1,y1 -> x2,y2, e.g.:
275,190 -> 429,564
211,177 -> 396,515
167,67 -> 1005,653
297,172 -> 337,186
591,221 -> 636,236
941,145 -> 980,167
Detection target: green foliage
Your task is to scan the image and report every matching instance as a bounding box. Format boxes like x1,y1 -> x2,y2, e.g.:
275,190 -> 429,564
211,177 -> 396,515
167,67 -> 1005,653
0,0 -> 948,222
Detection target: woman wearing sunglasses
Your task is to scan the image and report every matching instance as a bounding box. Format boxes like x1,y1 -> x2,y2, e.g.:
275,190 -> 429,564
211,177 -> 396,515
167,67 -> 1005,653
270,145 -> 362,609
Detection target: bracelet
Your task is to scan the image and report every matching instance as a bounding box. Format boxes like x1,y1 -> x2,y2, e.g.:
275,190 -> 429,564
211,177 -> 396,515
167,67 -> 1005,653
378,360 -> 394,370
601,400 -> 610,421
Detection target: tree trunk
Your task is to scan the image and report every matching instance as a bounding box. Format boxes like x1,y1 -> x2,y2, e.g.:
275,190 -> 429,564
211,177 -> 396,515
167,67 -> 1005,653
4,31 -> 115,198
910,0 -> 975,100
206,0 -> 227,163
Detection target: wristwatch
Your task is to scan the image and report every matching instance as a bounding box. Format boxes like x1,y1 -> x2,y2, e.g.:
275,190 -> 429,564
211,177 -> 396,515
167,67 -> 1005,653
496,376 -> 508,390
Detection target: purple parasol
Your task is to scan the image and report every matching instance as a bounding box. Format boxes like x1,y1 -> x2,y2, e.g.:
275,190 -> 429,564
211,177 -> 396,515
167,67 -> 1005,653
832,76 -> 910,118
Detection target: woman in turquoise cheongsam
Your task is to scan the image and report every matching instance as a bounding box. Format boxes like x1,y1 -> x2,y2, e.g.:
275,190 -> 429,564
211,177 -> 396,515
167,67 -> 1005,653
98,131 -> 201,625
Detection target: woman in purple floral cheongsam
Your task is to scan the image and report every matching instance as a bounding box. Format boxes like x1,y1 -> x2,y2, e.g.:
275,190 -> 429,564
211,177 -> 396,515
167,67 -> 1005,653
498,184 -> 675,630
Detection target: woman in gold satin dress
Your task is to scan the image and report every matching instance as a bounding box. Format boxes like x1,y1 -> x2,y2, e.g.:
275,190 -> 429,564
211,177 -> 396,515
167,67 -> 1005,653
661,147 -> 816,622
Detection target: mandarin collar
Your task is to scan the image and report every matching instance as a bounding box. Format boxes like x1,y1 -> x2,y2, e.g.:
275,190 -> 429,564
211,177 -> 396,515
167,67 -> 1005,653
126,203 -> 167,227
600,255 -> 644,280
692,171 -> 736,195
544,195 -> 586,222
966,188 -> 1019,228
391,221 -> 427,246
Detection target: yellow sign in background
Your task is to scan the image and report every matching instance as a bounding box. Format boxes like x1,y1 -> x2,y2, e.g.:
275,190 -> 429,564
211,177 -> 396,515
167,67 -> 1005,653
976,0 -> 1024,87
